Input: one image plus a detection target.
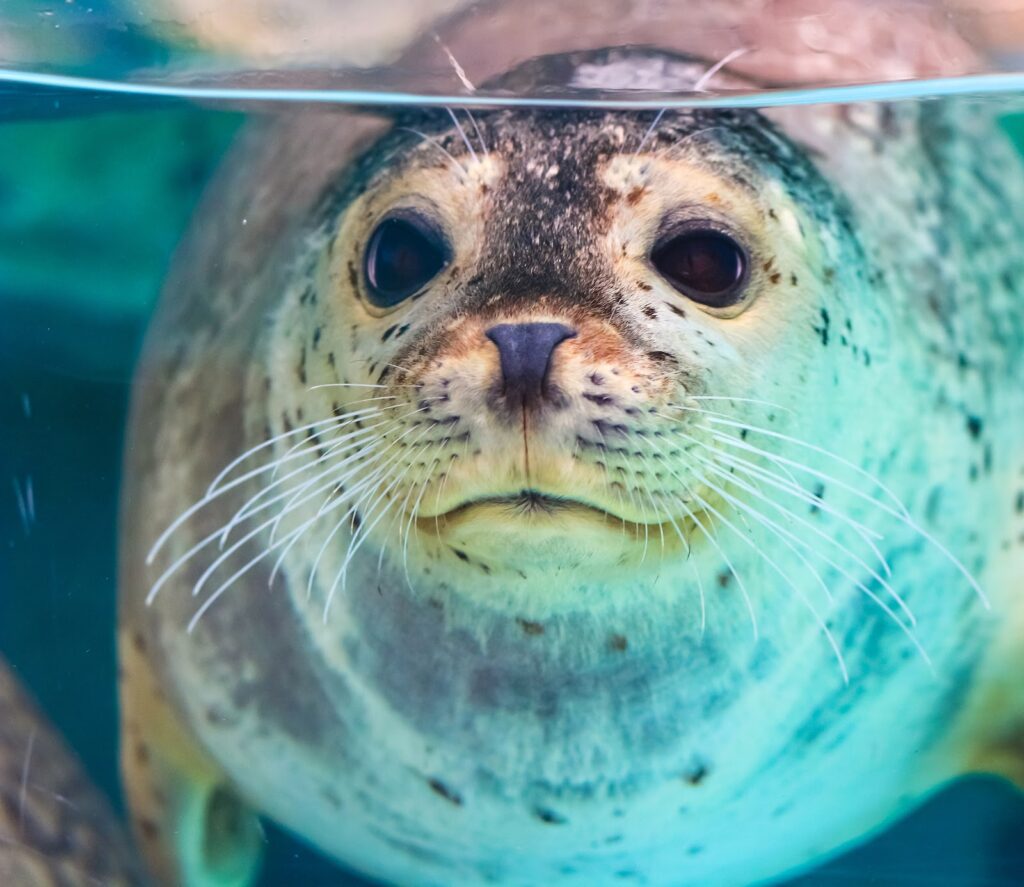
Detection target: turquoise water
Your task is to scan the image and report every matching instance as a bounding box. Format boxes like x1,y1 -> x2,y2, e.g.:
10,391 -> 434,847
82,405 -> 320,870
2,79 -> 1024,884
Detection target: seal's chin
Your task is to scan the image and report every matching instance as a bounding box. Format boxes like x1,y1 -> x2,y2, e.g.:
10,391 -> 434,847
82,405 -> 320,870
417,489 -> 692,571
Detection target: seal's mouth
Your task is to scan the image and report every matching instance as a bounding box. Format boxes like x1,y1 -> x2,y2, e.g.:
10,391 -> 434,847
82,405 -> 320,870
434,489 -> 618,522
418,487 -> 705,537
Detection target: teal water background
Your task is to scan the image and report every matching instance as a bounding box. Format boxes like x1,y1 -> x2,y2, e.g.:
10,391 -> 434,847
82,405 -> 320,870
1,97 -> 1024,884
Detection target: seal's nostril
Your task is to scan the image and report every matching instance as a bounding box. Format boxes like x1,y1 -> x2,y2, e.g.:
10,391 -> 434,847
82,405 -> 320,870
486,322 -> 576,409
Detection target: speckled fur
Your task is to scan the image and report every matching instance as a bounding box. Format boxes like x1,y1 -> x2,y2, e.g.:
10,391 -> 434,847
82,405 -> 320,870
120,48 -> 1024,887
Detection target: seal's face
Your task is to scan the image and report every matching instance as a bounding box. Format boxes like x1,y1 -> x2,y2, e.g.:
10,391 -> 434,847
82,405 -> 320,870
272,109 -> 858,605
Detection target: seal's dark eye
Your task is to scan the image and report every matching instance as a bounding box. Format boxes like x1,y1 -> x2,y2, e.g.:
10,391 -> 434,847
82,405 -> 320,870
363,213 -> 449,308
651,228 -> 748,309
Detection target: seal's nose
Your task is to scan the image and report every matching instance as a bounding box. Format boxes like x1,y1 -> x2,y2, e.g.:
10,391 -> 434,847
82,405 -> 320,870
486,322 -> 576,409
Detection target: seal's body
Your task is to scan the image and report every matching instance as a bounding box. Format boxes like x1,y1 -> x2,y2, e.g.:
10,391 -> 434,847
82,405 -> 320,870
0,661 -> 142,886
119,24 -> 1024,887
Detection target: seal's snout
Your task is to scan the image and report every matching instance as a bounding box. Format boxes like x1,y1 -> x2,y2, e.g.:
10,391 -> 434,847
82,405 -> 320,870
486,322 -> 576,411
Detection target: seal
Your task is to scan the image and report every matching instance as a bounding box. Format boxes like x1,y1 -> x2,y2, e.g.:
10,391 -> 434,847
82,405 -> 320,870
0,659 -> 143,886
119,13 -> 1024,887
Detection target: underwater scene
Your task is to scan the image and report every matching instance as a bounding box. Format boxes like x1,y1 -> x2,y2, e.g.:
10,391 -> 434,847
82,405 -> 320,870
3,1 -> 1024,885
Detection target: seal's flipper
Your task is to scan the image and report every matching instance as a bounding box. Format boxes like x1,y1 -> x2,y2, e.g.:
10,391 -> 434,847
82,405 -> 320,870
956,602 -> 1024,791
119,629 -> 263,887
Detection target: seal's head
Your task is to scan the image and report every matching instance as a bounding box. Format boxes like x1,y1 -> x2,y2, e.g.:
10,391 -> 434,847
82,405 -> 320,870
274,101 -> 869,617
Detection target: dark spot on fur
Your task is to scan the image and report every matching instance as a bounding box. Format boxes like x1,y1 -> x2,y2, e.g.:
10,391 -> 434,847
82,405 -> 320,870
636,280 -> 652,291
452,548 -> 470,562
584,392 -> 616,407
717,569 -> 732,588
665,302 -> 687,319
966,415 -> 983,440
790,273 -> 798,285
382,324 -> 399,342
533,806 -> 567,825
1015,491 -> 1024,513
428,778 -> 463,806
646,350 -> 674,364
810,483 -> 825,514
770,272 -> 781,284
140,818 -> 160,841
683,762 -> 708,785
608,633 -> 628,652
642,305 -> 657,319
812,308 -> 831,347
517,618 -> 545,636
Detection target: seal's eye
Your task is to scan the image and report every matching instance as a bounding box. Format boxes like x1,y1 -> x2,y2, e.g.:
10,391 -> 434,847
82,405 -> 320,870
363,212 -> 450,308
651,227 -> 748,309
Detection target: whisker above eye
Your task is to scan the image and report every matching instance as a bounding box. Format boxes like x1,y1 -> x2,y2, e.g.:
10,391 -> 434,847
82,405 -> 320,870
397,127 -> 468,179
446,106 -> 479,165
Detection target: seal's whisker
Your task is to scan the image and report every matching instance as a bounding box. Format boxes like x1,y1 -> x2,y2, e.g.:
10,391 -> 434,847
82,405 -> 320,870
186,518 -> 313,633
269,423 -> 416,542
204,407 -> 388,496
704,439 -> 887,544
268,396 -> 447,483
399,450 -> 444,588
687,544 -> 708,635
223,419 -> 427,550
153,413 -> 416,606
595,423 -> 649,552
684,439 -> 913,623
707,419 -> 910,516
222,413 -> 417,545
169,399 -> 411,551
397,127 -> 468,179
698,471 -> 933,671
308,383 -> 420,390
199,436 -> 411,601
306,422 -> 433,602
148,464 -> 351,605
371,434 -> 440,575
634,107 -> 667,155
643,433 -> 759,640
652,126 -> 729,163
432,436 -> 469,539
323,424 -> 439,619
687,395 -> 796,415
146,412 -> 356,563
688,477 -> 851,685
633,454 -> 667,556
464,108 -> 490,154
703,462 -> 836,604
692,47 -> 750,93
709,428 -> 987,605
446,107 -> 479,165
